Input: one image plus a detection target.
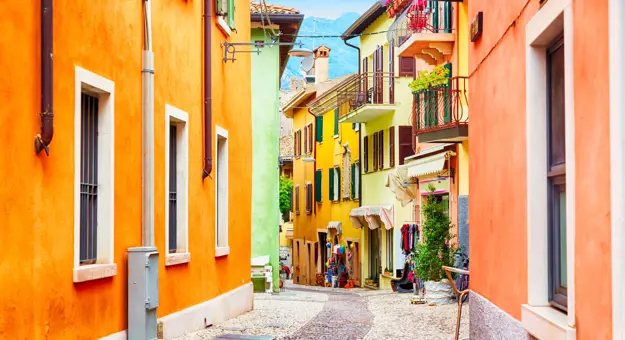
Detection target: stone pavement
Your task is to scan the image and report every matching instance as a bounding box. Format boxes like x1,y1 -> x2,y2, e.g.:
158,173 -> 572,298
177,282 -> 469,340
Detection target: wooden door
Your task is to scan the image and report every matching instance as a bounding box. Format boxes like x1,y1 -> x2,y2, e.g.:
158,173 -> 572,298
293,240 -> 301,284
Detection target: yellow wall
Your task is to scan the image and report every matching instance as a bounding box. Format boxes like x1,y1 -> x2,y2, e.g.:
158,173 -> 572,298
292,105 -> 318,243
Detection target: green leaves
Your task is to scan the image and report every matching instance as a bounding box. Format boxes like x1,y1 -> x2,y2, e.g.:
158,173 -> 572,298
413,184 -> 457,282
408,65 -> 451,93
279,175 -> 293,217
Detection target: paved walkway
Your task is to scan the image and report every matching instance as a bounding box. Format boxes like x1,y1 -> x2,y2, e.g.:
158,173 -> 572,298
178,282 -> 469,340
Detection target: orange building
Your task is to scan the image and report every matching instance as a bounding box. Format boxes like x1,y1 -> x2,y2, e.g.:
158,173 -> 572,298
0,0 -> 252,338
469,0 -> 624,339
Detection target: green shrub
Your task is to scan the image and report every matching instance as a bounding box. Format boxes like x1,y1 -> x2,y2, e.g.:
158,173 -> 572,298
279,175 -> 293,218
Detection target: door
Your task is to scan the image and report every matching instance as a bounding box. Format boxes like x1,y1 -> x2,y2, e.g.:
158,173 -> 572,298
293,240 -> 300,284
301,242 -> 309,285
353,242 -> 361,286
368,228 -> 380,284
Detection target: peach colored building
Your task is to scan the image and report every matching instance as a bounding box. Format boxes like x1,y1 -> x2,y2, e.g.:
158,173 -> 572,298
0,0 -> 252,338
469,0 -> 624,338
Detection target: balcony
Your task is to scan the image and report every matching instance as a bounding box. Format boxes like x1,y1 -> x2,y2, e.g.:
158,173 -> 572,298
388,1 -> 455,65
413,76 -> 468,143
336,72 -> 396,123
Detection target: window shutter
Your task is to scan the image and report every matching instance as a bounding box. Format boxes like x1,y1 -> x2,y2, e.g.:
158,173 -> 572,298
308,125 -> 313,154
295,186 -> 300,214
399,57 -> 416,77
378,130 -> 384,169
227,0 -> 235,29
315,170 -> 322,202
329,168 -> 334,201
389,41 -> 395,104
351,163 -> 356,199
364,136 -> 369,173
389,126 -> 395,168
216,0 -> 225,14
316,116 -> 323,143
398,126 -> 414,165
336,167 -> 341,199
363,57 -> 369,98
305,184 -> 311,213
334,108 -> 339,136
372,133 -> 378,170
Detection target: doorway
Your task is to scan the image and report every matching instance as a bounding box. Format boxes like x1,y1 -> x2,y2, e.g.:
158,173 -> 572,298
368,228 -> 380,284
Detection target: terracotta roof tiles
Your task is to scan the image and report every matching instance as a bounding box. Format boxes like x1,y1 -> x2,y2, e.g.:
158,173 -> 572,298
250,1 -> 300,15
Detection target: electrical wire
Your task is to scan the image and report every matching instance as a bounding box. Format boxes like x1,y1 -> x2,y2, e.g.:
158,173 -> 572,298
280,29 -> 396,39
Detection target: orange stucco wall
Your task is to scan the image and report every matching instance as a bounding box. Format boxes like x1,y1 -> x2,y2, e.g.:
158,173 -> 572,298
0,0 -> 251,338
469,0 -> 613,335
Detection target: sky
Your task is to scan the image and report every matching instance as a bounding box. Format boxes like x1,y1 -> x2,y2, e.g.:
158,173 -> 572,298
269,0 -> 374,18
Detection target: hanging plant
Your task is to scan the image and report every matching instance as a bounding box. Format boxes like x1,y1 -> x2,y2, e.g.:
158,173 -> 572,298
408,65 -> 450,93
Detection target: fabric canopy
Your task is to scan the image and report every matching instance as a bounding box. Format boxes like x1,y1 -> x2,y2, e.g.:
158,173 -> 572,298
406,152 -> 449,178
327,221 -> 342,235
385,166 -> 418,206
349,205 -> 394,230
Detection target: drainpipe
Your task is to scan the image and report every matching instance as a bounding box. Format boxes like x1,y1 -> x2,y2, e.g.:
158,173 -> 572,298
202,0 -> 213,179
343,37 -> 362,208
35,0 -> 53,156
142,0 -> 155,247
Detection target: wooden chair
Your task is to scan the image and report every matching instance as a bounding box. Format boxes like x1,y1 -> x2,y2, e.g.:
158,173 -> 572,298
442,266 -> 470,340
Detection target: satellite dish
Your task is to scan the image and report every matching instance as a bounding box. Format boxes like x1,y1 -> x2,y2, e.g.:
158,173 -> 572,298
300,55 -> 314,73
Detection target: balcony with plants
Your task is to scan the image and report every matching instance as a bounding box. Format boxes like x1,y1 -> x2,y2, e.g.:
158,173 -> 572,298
410,64 -> 468,143
334,71 -> 397,124
387,0 -> 455,65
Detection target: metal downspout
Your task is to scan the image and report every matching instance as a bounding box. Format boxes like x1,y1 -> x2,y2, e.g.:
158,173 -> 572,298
142,0 -> 155,247
35,0 -> 53,156
203,0 -> 213,179
343,37 -> 362,208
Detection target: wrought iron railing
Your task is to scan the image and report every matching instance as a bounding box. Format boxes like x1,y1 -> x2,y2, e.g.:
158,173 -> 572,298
388,0 -> 455,48
336,72 -> 396,119
412,76 -> 468,134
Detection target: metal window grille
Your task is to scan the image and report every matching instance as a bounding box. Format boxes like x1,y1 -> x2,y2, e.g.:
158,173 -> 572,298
80,93 -> 99,265
169,125 -> 178,253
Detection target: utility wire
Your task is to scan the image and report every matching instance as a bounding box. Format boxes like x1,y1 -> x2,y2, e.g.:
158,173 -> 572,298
280,29 -> 396,39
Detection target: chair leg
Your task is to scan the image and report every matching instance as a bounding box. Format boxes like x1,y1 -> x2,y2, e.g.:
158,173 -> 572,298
455,292 -> 467,340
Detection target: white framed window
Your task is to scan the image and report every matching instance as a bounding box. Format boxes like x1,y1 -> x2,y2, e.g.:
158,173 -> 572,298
522,0 -> 576,339
216,0 -> 236,36
342,150 -> 352,199
165,105 -> 190,266
331,167 -> 340,201
73,66 -> 116,283
215,126 -> 230,257
352,161 -> 361,200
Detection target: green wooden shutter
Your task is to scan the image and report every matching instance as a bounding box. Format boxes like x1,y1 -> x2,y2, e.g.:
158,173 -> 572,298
316,116 -> 323,142
333,108 -> 339,136
216,0 -> 224,14
329,168 -> 334,201
444,1 -> 452,33
351,163 -> 356,199
336,167 -> 341,199
227,0 -> 235,29
315,170 -> 322,202
444,63 -> 453,124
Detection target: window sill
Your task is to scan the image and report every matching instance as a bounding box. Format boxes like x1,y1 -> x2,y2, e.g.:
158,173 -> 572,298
217,16 -> 232,37
521,305 -> 576,340
165,252 -> 191,266
73,263 -> 117,283
215,246 -> 230,258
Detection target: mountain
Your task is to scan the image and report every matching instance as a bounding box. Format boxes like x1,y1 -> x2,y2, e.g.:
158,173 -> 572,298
281,12 -> 361,89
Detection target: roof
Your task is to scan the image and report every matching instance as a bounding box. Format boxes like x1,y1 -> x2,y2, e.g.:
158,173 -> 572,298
250,2 -> 304,77
250,1 -> 300,14
341,2 -> 387,39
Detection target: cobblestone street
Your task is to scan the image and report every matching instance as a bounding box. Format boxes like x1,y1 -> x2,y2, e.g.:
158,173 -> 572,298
178,283 -> 469,340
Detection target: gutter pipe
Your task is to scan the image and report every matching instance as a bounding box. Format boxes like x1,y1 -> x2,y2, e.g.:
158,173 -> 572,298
142,0 -> 155,246
203,0 -> 213,179
342,37 -> 362,207
35,0 -> 53,156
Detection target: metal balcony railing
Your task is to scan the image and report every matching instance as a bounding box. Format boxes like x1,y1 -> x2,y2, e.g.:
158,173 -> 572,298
412,76 -> 468,134
336,72 -> 396,119
388,0 -> 454,48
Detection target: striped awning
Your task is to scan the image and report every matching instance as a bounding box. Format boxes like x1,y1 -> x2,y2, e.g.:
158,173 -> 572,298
349,205 -> 394,230
327,221 -> 342,234
406,152 -> 450,178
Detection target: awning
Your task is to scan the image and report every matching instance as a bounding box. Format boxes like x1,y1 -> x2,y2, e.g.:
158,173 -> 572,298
349,205 -> 395,230
385,166 -> 418,206
406,152 -> 450,178
327,221 -> 342,234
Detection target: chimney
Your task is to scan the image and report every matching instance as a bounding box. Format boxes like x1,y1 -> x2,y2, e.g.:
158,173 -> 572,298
313,45 -> 331,84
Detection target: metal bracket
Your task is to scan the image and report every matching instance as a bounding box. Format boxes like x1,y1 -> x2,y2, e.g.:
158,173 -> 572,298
222,40 -> 305,63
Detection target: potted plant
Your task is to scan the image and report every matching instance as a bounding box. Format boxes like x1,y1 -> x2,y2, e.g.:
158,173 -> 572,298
408,65 -> 450,93
384,267 -> 392,276
413,184 -> 457,305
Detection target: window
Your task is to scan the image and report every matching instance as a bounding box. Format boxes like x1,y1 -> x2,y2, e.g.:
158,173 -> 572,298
304,123 -> 313,155
351,161 -> 360,200
319,232 -> 328,273
316,116 -> 324,143
329,167 -> 340,201
304,127 -> 309,154
386,229 -> 394,272
165,105 -> 190,266
373,133 -> 378,170
547,37 -> 567,311
352,123 -> 360,132
389,126 -> 395,168
315,170 -> 322,202
398,126 -> 414,165
372,131 -> 384,171
399,56 -> 416,77
294,130 -> 301,158
73,67 -> 116,283
308,124 -> 314,153
305,182 -> 313,214
364,136 -> 369,173
333,108 -> 339,137
215,126 -> 229,257
295,185 -> 300,215
216,0 -> 235,34
342,151 -> 351,199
